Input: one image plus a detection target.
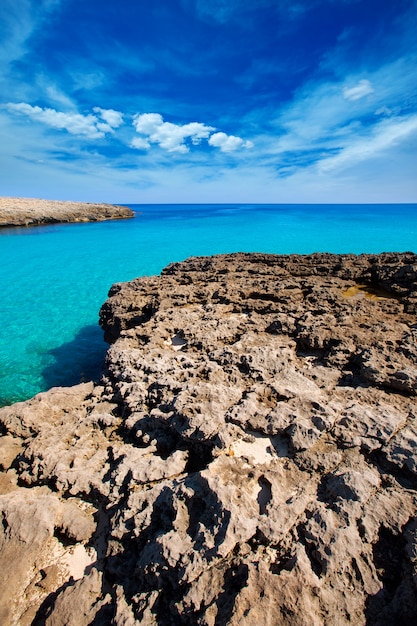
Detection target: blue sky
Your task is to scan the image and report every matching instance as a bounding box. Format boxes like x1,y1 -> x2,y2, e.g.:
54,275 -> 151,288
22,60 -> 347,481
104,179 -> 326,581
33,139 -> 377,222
1,0 -> 416,203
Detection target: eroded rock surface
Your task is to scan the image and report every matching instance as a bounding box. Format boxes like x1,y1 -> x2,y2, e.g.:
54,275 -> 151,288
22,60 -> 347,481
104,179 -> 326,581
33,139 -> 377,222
0,197 -> 134,227
1,252 -> 417,625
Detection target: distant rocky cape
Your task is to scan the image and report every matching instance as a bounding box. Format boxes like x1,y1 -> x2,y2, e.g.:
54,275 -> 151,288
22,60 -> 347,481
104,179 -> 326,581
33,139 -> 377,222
1,252 -> 417,625
0,197 -> 134,227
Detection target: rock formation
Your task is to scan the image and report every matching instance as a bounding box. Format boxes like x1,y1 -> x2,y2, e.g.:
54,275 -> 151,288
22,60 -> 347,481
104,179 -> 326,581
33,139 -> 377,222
0,252 -> 417,625
0,197 -> 134,227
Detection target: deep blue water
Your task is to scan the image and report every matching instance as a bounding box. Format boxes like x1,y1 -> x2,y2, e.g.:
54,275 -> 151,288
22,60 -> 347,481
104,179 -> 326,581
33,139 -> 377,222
0,203 -> 416,406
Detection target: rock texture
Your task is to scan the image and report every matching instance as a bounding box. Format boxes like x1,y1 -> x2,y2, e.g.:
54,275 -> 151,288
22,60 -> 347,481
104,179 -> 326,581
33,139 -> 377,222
1,251 -> 417,625
0,197 -> 134,227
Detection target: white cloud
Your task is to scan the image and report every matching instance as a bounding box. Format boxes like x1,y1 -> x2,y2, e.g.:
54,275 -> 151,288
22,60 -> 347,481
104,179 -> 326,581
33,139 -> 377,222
93,107 -> 124,128
5,103 -> 254,154
132,113 -> 253,154
130,136 -> 151,150
133,113 -> 166,135
208,131 -> 254,152
132,113 -> 215,153
6,102 -> 110,139
0,102 -> 415,204
343,79 -> 374,101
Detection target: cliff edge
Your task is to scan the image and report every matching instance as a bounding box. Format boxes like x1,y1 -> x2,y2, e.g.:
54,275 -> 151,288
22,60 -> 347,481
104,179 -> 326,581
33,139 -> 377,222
0,197 -> 134,227
0,252 -> 417,625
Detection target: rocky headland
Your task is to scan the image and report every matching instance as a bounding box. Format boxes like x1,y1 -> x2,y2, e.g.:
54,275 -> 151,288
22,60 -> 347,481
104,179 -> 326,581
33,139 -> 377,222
0,197 -> 134,227
1,251 -> 417,625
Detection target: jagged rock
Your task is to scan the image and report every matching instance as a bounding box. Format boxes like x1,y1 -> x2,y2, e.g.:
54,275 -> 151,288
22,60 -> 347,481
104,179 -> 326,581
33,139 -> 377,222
57,500 -> 96,543
0,252 -> 417,625
41,568 -> 112,626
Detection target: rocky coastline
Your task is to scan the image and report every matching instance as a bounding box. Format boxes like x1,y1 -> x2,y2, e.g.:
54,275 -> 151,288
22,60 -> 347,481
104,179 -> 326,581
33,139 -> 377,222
1,251 -> 417,624
0,197 -> 134,227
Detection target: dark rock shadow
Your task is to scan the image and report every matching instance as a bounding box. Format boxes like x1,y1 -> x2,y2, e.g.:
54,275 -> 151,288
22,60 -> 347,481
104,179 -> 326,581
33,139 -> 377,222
41,324 -> 108,390
364,525 -> 417,625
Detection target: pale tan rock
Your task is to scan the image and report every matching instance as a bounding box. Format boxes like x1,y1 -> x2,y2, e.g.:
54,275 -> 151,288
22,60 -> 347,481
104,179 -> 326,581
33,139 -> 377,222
0,196 -> 134,227
42,568 -> 111,626
0,435 -> 23,470
1,252 -> 417,624
0,488 -> 61,624
57,500 -> 96,543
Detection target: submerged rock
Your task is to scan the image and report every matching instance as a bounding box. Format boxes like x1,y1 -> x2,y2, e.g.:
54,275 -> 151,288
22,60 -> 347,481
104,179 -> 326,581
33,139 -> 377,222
0,252 -> 417,624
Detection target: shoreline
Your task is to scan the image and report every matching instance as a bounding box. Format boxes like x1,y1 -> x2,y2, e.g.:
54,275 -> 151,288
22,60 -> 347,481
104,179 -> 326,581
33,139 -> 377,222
0,196 -> 134,228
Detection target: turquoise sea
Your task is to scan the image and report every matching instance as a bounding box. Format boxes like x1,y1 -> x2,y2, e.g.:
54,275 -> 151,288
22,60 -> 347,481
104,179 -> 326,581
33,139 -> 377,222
1,203 -> 416,406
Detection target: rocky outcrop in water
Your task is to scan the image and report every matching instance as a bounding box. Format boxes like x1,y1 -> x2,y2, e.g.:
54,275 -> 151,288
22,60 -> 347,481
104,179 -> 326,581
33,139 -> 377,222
0,197 -> 134,227
1,252 -> 417,625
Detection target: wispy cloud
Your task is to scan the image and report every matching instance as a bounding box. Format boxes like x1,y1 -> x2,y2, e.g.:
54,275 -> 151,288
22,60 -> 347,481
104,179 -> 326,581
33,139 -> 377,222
43,83 -> 76,110
0,0 -> 68,108
0,0 -> 37,65
182,0 -> 311,23
264,53 -> 417,169
0,0 -> 62,65
318,114 -> 417,172
343,79 -> 374,101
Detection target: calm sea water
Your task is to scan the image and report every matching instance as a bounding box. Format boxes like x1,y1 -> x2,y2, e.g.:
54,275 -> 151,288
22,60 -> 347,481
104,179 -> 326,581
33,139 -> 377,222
0,203 -> 416,406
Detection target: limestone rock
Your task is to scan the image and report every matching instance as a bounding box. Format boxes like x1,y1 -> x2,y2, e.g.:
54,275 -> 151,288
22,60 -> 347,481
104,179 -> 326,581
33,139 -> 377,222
0,196 -> 134,228
0,252 -> 417,624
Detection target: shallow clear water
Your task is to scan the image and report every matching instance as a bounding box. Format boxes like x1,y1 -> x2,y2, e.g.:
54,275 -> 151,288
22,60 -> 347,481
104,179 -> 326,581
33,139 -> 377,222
0,203 -> 416,406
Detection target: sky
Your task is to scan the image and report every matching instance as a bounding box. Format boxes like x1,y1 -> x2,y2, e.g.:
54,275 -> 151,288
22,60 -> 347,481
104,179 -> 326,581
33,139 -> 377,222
0,0 -> 416,204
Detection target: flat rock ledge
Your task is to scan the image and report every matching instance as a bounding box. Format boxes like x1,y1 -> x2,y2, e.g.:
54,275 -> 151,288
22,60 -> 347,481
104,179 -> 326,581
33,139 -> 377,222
1,251 -> 417,625
0,197 -> 134,227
